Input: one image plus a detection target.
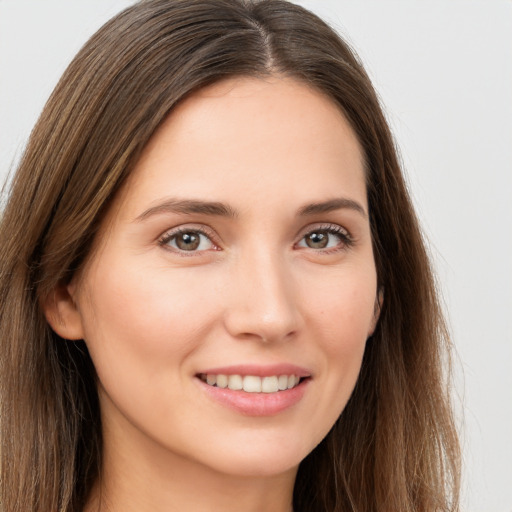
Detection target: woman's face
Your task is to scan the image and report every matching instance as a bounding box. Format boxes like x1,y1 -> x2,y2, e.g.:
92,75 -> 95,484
61,77 -> 379,478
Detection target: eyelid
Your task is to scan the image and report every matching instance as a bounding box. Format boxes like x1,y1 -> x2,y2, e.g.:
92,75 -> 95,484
158,224 -> 221,253
295,222 -> 351,239
156,222 -> 353,255
294,222 -> 354,251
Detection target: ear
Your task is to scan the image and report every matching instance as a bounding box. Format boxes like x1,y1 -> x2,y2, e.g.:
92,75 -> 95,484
42,281 -> 85,340
367,287 -> 384,337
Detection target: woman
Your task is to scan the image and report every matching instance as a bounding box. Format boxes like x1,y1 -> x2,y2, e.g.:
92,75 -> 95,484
0,1 -> 460,511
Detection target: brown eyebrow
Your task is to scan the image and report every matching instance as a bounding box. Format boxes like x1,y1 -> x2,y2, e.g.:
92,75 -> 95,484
135,198 -> 238,222
298,198 -> 367,219
135,196 -> 367,222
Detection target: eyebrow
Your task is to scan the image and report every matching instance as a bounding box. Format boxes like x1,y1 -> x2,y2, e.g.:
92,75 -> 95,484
298,198 -> 367,219
135,196 -> 367,222
135,198 -> 238,222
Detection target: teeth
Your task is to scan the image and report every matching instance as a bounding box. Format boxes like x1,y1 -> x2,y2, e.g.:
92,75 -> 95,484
228,374 -> 243,390
288,374 -> 300,388
262,376 -> 278,393
202,374 -> 303,393
278,375 -> 288,390
216,374 -> 228,388
243,375 -> 262,393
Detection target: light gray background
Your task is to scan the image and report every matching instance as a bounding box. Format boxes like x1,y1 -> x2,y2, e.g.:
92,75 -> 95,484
1,1 -> 511,510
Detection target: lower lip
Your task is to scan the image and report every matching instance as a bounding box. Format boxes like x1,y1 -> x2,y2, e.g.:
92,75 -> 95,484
197,378 -> 310,416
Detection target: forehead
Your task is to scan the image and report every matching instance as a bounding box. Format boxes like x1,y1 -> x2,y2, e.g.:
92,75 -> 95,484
114,76 -> 367,221
147,76 -> 362,168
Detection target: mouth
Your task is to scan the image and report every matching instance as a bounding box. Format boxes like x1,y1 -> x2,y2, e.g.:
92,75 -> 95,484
197,373 -> 306,393
195,364 -> 312,415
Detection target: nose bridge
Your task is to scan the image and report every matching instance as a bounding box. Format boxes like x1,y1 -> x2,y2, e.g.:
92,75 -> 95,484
224,243 -> 300,343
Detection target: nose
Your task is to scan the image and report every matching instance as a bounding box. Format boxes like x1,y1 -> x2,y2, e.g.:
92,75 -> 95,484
222,248 -> 301,344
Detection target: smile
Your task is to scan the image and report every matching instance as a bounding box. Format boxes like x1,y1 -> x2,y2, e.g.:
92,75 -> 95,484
198,373 -> 302,393
196,364 -> 312,415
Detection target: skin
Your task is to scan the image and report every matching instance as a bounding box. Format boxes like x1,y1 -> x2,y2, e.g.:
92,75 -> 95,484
46,76 -> 380,512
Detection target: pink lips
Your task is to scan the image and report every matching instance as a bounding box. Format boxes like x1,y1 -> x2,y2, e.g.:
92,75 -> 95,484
196,364 -> 311,416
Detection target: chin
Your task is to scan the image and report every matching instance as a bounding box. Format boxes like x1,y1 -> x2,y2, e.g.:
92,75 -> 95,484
211,453 -> 301,479
189,432 -> 316,479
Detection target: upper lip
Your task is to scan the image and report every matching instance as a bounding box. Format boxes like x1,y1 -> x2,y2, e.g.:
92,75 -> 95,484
197,364 -> 312,378
199,363 -> 311,377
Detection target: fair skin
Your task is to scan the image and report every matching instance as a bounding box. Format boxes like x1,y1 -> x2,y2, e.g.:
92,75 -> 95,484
46,76 -> 379,512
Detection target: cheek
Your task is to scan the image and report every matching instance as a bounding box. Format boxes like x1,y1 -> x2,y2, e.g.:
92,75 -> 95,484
329,293 -> 373,387
80,260 -> 217,349
303,266 -> 377,349
299,267 -> 376,433
75,261 -> 221,408
75,260 -> 223,432
315,284 -> 372,381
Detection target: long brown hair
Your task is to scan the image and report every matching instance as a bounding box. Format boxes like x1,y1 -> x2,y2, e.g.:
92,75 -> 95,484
0,1 -> 460,510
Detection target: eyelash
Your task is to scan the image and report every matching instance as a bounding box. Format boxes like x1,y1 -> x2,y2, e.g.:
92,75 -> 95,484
296,224 -> 354,253
158,223 -> 353,255
158,225 -> 220,255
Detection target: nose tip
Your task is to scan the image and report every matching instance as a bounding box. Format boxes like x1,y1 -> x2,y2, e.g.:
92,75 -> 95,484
222,256 -> 300,344
245,308 -> 297,344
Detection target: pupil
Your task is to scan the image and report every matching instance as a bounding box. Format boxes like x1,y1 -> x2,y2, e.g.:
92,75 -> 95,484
177,232 -> 200,250
307,231 -> 328,249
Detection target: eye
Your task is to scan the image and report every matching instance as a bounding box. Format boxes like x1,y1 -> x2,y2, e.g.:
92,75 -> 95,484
159,228 -> 216,253
296,225 -> 352,251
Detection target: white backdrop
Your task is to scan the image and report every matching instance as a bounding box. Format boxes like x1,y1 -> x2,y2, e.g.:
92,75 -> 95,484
1,1 -> 511,510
